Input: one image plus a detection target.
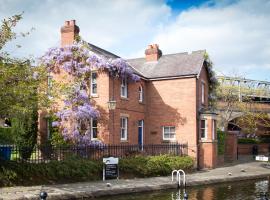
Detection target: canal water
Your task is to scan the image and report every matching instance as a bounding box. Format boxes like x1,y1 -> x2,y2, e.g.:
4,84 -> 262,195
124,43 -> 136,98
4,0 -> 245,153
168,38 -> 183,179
96,178 -> 270,200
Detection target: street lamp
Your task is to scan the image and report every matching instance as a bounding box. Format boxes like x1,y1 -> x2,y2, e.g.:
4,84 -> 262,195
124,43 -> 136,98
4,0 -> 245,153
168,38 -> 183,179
107,100 -> 116,110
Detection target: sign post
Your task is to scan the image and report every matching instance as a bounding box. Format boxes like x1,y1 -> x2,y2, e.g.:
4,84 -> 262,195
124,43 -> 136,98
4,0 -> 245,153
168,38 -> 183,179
103,157 -> 119,181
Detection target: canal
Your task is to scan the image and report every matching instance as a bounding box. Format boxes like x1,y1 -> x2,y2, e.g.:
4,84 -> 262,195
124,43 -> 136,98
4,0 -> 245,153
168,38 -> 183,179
95,178 -> 270,200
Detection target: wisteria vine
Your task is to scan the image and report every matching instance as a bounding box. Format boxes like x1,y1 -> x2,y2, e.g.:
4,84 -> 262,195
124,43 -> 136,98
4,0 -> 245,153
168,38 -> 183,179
40,42 -> 140,145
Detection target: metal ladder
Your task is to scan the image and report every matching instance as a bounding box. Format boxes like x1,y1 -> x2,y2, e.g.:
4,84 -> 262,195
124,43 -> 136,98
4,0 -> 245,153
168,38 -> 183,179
172,169 -> 186,188
172,170 -> 188,199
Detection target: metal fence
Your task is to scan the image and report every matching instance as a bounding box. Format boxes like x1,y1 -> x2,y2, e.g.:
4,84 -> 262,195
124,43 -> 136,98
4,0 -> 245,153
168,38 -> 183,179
0,143 -> 188,163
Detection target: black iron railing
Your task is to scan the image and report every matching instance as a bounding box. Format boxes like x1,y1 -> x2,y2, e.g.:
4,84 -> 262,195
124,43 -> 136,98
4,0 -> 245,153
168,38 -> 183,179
0,143 -> 188,163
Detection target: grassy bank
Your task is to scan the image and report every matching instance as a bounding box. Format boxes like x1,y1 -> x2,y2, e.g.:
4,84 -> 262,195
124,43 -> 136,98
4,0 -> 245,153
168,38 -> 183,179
0,155 -> 193,187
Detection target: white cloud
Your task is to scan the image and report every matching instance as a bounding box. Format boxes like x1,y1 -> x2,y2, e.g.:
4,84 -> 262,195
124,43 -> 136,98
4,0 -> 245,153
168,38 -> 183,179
1,0 -> 270,80
141,0 -> 270,80
0,0 -> 171,58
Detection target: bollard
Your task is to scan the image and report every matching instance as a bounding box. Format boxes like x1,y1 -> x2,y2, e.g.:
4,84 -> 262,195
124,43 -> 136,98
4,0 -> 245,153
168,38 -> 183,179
183,192 -> 188,199
40,191 -> 48,200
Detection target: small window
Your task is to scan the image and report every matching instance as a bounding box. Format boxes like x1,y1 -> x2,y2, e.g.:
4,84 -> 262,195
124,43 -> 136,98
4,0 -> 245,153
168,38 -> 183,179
202,82 -> 205,104
212,120 -> 216,140
91,118 -> 98,139
120,117 -> 128,140
121,78 -> 128,98
139,86 -> 143,102
91,72 -> 97,95
163,126 -> 176,140
201,119 -> 207,139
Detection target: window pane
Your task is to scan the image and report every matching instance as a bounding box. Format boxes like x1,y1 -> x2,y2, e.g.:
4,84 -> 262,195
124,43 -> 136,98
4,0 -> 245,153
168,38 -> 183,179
92,128 -> 98,138
170,127 -> 175,133
164,127 -> 170,133
201,120 -> 205,128
92,119 -> 97,128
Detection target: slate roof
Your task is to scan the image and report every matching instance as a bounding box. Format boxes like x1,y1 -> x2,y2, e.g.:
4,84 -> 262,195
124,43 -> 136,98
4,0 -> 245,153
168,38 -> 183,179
87,42 -> 206,79
88,43 -> 119,59
127,50 -> 206,79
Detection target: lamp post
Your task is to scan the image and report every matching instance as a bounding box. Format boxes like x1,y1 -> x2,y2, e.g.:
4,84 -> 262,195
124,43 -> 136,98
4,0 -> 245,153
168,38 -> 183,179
108,100 -> 116,144
107,100 -> 116,110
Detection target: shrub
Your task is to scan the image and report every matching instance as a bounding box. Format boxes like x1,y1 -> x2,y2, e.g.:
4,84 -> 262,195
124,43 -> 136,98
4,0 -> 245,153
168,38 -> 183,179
217,130 -> 226,155
0,127 -> 14,144
238,138 -> 259,144
120,155 -> 194,178
0,155 -> 194,186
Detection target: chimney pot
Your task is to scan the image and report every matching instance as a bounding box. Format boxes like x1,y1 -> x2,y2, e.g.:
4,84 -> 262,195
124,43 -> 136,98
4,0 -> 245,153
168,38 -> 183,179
70,20 -> 76,26
61,20 -> 80,47
145,43 -> 162,62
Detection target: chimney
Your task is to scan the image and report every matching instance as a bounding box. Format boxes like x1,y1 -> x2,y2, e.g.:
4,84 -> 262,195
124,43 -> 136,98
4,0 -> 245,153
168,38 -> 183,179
60,20 -> 80,47
145,44 -> 162,62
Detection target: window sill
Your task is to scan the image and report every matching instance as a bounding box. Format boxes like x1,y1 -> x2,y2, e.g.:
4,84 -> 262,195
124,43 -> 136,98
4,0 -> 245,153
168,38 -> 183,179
91,94 -> 99,98
121,97 -> 129,101
120,140 -> 128,143
139,101 -> 145,105
162,139 -> 177,143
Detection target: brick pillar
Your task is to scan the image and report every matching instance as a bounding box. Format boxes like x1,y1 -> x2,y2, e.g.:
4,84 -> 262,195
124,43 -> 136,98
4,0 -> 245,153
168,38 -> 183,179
199,112 -> 218,169
225,131 -> 238,162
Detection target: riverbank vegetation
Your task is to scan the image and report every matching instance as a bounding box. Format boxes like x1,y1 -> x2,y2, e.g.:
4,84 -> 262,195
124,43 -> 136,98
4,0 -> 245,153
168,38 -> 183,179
0,155 -> 193,187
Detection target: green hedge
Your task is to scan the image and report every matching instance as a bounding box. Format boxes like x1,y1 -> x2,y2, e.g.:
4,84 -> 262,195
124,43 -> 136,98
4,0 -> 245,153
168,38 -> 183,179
119,155 -> 194,177
238,138 -> 259,144
217,130 -> 226,155
0,155 -> 194,187
0,127 -> 14,144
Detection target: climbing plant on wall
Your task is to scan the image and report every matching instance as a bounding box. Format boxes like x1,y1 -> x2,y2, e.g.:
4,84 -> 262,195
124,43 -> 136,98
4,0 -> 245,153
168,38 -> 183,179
40,40 -> 140,145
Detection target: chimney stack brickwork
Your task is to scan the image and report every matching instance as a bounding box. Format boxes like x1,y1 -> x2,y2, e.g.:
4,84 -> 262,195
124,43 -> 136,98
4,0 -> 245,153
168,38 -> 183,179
145,44 -> 162,62
60,20 -> 80,47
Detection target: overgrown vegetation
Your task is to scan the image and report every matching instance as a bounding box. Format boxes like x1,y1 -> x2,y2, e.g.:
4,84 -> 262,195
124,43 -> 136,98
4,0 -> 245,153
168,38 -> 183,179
0,155 -> 194,187
217,130 -> 226,155
0,127 -> 14,144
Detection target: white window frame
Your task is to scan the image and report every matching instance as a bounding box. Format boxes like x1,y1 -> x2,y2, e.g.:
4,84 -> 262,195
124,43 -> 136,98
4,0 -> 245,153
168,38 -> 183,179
121,78 -> 128,98
162,126 -> 176,141
91,118 -> 98,140
90,71 -> 98,96
120,117 -> 128,141
212,119 -> 216,140
201,81 -> 205,105
201,119 -> 207,139
139,85 -> 143,102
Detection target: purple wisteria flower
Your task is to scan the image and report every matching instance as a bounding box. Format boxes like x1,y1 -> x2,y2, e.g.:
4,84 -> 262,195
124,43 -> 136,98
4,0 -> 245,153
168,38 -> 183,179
40,41 -> 140,145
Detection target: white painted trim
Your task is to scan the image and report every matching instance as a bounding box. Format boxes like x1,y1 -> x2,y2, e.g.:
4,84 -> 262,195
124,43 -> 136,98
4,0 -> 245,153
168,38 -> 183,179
201,80 -> 205,105
162,126 -> 176,141
120,78 -> 128,98
120,117 -> 128,141
91,118 -> 98,140
90,71 -> 98,96
201,119 -> 207,140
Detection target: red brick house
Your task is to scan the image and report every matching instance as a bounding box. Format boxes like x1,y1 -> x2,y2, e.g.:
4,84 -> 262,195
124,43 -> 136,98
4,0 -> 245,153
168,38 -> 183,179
39,20 -> 218,169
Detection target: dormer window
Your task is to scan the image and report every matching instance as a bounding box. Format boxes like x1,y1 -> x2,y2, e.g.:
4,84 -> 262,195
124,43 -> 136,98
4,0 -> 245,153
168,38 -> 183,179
139,85 -> 143,102
121,78 -> 128,98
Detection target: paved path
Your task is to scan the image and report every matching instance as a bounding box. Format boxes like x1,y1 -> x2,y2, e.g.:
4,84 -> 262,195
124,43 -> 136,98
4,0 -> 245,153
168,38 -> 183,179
1,161 -> 270,200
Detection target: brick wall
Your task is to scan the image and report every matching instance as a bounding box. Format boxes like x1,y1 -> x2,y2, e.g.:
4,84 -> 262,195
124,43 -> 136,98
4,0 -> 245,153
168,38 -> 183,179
108,78 -> 146,144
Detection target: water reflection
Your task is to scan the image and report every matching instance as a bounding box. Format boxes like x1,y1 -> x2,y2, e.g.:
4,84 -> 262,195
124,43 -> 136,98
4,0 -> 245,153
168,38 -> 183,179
96,178 -> 270,200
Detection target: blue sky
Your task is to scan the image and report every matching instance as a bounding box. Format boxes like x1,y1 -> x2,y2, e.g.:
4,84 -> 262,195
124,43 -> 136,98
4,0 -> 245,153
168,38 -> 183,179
1,0 -> 270,81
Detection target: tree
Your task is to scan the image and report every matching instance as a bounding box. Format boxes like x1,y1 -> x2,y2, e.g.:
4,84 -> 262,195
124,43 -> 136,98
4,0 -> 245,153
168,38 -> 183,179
217,76 -> 270,135
0,14 -> 48,158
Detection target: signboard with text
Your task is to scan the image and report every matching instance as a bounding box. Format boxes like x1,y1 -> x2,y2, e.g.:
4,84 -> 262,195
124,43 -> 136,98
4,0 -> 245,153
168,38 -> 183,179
103,157 -> 119,181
